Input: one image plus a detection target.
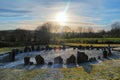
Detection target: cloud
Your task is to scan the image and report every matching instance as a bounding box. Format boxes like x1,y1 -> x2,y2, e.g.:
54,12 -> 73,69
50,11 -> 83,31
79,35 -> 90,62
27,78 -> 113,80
0,8 -> 31,13
0,0 -> 120,31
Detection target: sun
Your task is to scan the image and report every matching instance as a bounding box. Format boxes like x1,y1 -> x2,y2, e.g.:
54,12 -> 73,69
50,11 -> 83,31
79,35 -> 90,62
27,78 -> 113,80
56,12 -> 67,24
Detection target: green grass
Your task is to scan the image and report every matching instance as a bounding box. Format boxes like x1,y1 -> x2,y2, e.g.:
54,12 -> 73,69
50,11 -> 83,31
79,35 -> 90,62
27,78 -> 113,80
59,38 -> 120,44
0,59 -> 120,80
65,43 -> 120,47
0,47 -> 24,54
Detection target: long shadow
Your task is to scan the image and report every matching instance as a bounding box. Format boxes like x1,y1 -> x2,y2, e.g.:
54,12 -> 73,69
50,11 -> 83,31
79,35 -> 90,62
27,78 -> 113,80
53,64 -> 63,68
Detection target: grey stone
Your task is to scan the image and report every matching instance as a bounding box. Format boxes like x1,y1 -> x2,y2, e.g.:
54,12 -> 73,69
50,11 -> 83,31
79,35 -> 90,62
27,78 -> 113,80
77,51 -> 88,64
35,55 -> 44,65
54,56 -> 63,64
66,55 -> 76,64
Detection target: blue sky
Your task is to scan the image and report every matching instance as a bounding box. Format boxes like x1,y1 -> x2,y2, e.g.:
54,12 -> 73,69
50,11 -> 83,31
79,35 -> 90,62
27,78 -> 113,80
0,0 -> 120,31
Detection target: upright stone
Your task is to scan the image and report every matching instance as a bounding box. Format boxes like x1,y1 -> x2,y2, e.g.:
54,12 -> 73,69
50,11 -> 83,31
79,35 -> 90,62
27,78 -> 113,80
12,49 -> 16,55
62,46 -> 66,50
78,45 -> 82,50
85,46 -> 90,50
41,47 -> 45,50
66,55 -> 76,64
89,57 -> 97,62
77,52 -> 88,64
96,47 -> 100,50
45,45 -> 49,50
9,51 -> 15,61
20,50 -> 23,53
108,44 -> 112,56
24,46 -> 28,53
73,47 -> 76,50
35,55 -> 44,65
54,56 -> 63,64
31,45 -> 35,51
28,47 -> 32,52
15,49 -> 19,54
36,46 -> 40,51
24,57 -> 30,65
103,48 -> 108,58
90,45 -> 94,50
54,47 -> 56,51
48,62 -> 53,65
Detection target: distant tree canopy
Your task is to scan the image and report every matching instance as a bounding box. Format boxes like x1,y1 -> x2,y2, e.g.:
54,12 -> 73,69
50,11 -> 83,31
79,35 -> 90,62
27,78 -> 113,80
111,21 -> 120,29
0,21 -> 120,47
34,23 -> 51,45
109,21 -> 120,37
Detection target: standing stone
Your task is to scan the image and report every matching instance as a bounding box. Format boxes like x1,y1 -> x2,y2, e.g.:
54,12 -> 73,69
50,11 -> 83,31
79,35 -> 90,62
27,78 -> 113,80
85,46 -> 90,50
103,48 -> 108,58
62,46 -> 66,50
31,45 -> 35,51
12,49 -> 16,54
41,47 -> 45,50
89,57 -> 96,62
89,58 -> 94,62
48,62 -> 53,65
9,51 -> 15,61
24,57 -> 30,65
66,55 -> 76,64
28,47 -> 32,52
108,44 -> 112,56
77,52 -> 88,64
90,45 -> 94,50
96,47 -> 100,50
98,56 -> 101,59
73,47 -> 76,50
78,45 -> 82,50
45,45 -> 49,50
36,46 -> 40,51
49,47 -> 53,50
24,46 -> 28,53
54,47 -> 56,51
20,50 -> 23,53
15,49 -> 19,54
35,55 -> 44,65
59,46 -> 62,50
54,56 -> 63,64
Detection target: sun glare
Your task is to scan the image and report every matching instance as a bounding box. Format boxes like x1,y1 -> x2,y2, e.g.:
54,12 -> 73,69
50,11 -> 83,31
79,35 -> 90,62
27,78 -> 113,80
56,12 -> 67,24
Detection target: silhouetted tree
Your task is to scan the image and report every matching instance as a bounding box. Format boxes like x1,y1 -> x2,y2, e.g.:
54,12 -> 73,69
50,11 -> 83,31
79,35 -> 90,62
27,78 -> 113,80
35,23 -> 51,45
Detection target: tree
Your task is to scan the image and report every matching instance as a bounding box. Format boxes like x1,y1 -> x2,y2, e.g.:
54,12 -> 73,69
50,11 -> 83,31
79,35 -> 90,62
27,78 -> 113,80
35,23 -> 51,45
109,21 -> 120,37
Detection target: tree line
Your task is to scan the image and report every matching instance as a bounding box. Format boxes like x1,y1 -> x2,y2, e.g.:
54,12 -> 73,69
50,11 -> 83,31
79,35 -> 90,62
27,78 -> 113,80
0,22 -> 120,47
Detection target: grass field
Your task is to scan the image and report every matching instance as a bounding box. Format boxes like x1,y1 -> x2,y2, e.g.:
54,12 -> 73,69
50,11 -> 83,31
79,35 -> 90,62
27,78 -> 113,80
0,43 -> 120,54
0,47 -> 24,54
0,59 -> 120,80
59,38 -> 120,44
65,43 -> 120,47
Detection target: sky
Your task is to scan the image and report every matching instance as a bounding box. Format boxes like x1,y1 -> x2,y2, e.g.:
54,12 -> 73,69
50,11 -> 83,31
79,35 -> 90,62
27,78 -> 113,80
0,0 -> 120,31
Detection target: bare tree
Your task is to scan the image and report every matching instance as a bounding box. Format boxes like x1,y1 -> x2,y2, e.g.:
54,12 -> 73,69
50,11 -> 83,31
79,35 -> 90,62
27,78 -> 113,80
35,23 -> 51,45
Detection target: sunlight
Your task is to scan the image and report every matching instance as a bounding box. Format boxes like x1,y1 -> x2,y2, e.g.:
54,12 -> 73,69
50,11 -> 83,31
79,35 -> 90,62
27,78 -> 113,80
56,12 -> 67,25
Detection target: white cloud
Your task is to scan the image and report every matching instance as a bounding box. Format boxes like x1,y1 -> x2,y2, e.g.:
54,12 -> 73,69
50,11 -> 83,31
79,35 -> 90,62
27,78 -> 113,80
0,0 -> 120,31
